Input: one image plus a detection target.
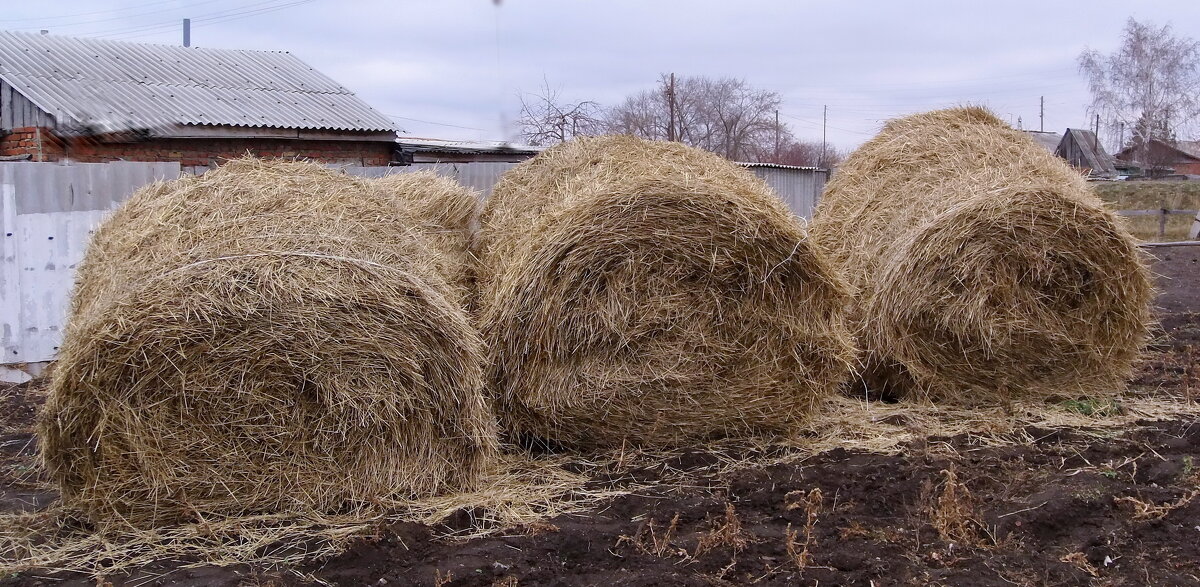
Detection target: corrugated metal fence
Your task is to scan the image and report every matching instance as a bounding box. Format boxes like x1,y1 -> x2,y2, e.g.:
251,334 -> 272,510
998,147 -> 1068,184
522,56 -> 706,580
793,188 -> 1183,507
1,161 -> 179,364
345,162 -> 517,197
744,166 -> 828,220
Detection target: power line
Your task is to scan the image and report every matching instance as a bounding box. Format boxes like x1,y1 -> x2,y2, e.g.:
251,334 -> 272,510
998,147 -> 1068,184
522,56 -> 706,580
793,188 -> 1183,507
110,1 -> 317,40
58,0 -> 315,41
386,115 -> 487,132
0,0 -> 187,24
10,1 -> 225,32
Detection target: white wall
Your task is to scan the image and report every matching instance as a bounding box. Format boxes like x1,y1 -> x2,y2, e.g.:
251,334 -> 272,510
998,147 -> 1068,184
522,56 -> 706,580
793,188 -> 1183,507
0,161 -> 179,364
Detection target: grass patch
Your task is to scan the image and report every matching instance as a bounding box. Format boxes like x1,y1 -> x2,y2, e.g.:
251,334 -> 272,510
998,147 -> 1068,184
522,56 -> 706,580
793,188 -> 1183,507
1092,181 -> 1200,241
1059,398 -> 1125,417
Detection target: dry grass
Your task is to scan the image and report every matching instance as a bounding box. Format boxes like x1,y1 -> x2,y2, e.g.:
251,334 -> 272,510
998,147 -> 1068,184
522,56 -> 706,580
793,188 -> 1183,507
922,470 -> 986,546
38,158 -> 497,528
783,488 -> 823,570
693,502 -> 750,557
1060,551 -> 1101,577
373,171 -> 481,307
617,512 -> 684,558
3,390 -> 1199,578
476,135 -> 855,448
1093,181 -> 1200,241
1114,489 -> 1200,520
434,569 -> 455,587
811,107 -> 1153,402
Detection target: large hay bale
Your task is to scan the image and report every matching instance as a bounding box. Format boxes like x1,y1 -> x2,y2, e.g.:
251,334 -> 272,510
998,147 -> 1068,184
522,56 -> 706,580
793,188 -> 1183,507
40,159 -> 497,526
810,107 -> 1153,401
373,171 -> 480,306
476,135 -> 855,448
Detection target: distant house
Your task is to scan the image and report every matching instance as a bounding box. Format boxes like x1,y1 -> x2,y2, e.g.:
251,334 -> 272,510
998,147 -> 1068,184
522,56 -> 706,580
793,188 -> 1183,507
0,31 -> 398,171
1023,130 -> 1063,154
1115,139 -> 1200,176
1054,128 -> 1117,178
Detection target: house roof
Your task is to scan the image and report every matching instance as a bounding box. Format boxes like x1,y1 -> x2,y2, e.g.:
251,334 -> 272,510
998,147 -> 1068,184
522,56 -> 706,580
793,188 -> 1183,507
0,30 -> 395,135
1115,138 -> 1200,163
1023,130 -> 1063,153
1174,140 -> 1200,160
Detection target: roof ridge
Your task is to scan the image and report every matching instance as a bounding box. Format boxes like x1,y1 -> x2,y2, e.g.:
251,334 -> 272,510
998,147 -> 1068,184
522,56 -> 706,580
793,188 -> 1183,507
0,29 -> 293,55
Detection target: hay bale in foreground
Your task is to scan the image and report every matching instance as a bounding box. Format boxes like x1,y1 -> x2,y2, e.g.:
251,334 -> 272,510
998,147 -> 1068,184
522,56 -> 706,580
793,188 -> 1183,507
809,107 -> 1152,401
476,135 -> 855,448
40,158 -> 497,527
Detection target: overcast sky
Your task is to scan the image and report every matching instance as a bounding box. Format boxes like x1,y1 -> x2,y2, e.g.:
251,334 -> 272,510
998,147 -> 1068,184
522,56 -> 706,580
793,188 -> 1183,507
3,1 -> 1197,151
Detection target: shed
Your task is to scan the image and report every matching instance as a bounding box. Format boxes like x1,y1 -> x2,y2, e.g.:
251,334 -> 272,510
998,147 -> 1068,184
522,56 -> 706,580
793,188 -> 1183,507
1055,128 -> 1117,178
739,162 -> 828,219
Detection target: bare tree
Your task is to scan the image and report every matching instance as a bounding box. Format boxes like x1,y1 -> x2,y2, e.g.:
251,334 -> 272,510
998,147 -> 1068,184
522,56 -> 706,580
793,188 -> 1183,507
605,75 -> 794,162
516,79 -> 602,146
1079,18 -> 1200,160
774,140 -> 844,169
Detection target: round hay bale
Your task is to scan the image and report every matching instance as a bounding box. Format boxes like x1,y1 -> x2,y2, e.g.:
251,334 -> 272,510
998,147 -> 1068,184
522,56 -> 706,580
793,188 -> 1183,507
40,158 -> 497,526
810,107 -> 1152,401
373,171 -> 480,307
476,135 -> 855,448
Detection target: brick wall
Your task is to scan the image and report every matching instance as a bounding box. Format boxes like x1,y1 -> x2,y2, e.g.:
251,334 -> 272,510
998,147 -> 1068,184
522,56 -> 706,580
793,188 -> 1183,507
0,127 -> 40,158
1,127 -> 394,166
1174,161 -> 1200,176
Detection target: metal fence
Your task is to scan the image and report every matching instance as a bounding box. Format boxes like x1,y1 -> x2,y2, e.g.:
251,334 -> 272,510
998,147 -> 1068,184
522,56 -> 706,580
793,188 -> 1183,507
1,161 -> 180,365
343,162 -> 517,198
743,165 -> 828,220
347,162 -> 830,214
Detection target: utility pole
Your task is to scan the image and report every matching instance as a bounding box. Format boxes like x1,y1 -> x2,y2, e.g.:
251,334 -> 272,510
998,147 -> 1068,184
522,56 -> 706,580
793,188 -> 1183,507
183,18 -> 191,47
1039,96 -> 1044,132
1095,114 -> 1100,154
821,105 -> 827,168
774,109 -> 780,161
1118,121 -> 1125,150
666,73 -> 676,142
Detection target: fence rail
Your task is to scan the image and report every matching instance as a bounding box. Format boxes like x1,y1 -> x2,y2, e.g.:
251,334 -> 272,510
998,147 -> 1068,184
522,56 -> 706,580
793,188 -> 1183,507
1116,209 -> 1200,239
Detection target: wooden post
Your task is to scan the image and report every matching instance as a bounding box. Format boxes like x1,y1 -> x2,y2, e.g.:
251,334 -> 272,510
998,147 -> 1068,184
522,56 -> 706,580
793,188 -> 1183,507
1159,208 -> 1168,239
1190,210 -> 1200,240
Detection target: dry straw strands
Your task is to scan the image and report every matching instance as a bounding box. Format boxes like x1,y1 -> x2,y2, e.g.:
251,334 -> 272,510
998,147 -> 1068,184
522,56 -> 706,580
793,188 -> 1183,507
373,171 -> 481,307
476,135 -> 855,448
810,107 -> 1152,402
39,158 -> 497,527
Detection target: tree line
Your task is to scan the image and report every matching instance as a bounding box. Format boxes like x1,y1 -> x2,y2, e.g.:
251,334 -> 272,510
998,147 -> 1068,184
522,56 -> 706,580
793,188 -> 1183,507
516,75 -> 842,168
517,17 -> 1199,173
1080,17 -> 1197,169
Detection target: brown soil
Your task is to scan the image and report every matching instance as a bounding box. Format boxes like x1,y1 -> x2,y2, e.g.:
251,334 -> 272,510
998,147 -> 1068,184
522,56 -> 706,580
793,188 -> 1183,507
2,249 -> 1198,587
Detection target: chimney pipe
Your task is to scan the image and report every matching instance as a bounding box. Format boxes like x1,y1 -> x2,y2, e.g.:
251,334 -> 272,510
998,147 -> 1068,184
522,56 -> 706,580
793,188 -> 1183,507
183,19 -> 191,47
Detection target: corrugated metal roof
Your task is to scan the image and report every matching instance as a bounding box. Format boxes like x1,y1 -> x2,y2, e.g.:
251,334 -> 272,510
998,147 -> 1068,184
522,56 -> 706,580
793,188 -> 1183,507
396,136 -> 544,154
738,162 -> 823,171
1023,130 -> 1063,153
0,30 -> 395,134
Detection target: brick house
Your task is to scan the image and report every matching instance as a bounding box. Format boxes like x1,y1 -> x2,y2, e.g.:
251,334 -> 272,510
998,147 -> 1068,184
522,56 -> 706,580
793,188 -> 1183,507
1115,139 -> 1200,176
0,31 -> 397,171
